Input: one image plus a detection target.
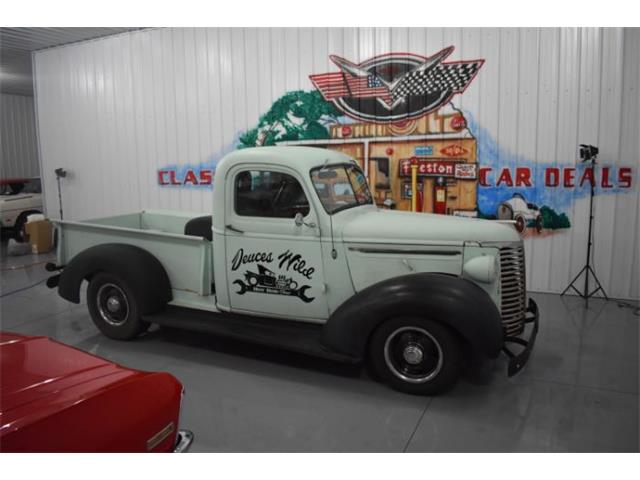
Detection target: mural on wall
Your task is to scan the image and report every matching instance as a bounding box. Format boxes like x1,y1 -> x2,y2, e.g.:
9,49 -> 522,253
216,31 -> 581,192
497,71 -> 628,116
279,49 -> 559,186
157,132 -> 241,188
158,46 -> 635,237
307,46 -> 483,123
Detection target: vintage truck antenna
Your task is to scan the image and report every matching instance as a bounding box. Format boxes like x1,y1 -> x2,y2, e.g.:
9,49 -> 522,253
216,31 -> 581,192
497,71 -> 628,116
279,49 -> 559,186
329,212 -> 337,259
319,158 -> 338,259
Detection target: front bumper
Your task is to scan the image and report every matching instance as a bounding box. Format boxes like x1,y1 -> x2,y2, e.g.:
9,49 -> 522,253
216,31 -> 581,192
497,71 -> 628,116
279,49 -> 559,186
502,298 -> 539,376
173,429 -> 194,452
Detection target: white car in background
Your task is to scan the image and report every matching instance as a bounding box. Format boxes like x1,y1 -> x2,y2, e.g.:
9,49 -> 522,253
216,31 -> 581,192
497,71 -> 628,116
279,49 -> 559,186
0,178 -> 43,242
497,193 -> 543,233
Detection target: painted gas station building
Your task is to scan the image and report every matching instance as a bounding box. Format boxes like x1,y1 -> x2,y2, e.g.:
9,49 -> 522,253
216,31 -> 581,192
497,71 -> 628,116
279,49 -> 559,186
281,106 -> 478,215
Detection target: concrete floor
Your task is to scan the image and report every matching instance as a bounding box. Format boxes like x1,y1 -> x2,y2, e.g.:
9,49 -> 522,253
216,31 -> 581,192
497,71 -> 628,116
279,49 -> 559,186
1,244 -> 638,452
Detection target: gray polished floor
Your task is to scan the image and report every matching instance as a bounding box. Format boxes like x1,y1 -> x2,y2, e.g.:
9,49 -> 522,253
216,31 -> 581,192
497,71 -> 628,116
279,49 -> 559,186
1,244 -> 638,452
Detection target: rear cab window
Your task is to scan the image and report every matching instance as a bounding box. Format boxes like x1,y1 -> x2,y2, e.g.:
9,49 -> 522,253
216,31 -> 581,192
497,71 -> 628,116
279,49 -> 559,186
234,170 -> 310,218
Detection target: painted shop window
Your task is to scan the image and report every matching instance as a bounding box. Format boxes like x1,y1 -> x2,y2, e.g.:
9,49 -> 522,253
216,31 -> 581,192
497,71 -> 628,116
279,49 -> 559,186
235,170 -> 310,218
371,157 -> 391,189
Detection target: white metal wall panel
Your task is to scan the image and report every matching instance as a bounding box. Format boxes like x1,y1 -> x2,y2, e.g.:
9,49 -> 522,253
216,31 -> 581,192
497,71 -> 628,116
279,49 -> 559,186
0,93 -> 40,178
33,27 -> 640,299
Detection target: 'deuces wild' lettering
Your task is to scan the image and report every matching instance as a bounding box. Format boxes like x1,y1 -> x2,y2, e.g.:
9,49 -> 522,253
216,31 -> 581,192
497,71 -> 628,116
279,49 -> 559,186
231,248 -> 273,271
277,250 -> 315,279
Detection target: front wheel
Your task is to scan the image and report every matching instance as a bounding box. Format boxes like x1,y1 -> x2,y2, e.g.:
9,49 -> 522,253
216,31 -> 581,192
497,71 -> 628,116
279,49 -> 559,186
87,272 -> 149,340
368,317 -> 463,395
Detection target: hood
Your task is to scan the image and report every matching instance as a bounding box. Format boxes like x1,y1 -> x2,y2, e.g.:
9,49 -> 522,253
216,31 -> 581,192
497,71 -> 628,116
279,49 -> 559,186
0,332 -> 140,415
340,208 -> 521,245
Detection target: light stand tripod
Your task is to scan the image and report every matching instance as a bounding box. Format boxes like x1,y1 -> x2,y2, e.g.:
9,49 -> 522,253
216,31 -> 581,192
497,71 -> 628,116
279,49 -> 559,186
561,145 -> 608,304
54,168 -> 67,220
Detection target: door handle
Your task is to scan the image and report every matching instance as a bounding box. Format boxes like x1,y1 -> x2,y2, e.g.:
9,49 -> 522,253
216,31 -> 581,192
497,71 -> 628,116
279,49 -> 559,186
225,224 -> 244,234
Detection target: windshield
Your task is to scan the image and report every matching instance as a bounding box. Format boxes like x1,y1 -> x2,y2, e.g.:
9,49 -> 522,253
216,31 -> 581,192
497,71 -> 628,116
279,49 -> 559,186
311,163 -> 373,214
0,178 -> 41,196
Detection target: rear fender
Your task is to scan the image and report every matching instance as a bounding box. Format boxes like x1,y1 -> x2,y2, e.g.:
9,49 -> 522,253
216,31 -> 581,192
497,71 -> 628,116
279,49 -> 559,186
57,243 -> 172,315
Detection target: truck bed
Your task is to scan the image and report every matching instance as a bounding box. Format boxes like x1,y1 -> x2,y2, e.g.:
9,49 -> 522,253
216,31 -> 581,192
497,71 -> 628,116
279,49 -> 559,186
84,209 -> 204,235
54,210 -> 216,310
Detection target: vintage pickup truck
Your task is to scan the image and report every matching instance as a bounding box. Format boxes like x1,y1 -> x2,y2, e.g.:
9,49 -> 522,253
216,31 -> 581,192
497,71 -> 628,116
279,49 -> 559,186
47,146 -> 538,395
0,177 -> 43,241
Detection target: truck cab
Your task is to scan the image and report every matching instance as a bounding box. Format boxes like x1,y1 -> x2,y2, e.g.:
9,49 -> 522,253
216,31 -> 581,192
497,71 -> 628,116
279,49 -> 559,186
49,146 -> 538,395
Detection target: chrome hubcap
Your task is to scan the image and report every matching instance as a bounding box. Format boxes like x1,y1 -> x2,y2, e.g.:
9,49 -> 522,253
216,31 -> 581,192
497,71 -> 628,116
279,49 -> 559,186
96,283 -> 129,327
383,326 -> 443,384
106,296 -> 121,313
402,344 -> 424,365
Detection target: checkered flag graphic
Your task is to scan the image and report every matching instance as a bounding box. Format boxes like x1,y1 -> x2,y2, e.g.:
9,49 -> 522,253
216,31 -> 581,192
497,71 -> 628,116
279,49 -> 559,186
391,62 -> 482,102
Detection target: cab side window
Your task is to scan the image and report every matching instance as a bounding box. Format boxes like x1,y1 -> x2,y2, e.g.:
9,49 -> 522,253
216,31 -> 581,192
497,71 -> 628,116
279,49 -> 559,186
235,170 -> 310,218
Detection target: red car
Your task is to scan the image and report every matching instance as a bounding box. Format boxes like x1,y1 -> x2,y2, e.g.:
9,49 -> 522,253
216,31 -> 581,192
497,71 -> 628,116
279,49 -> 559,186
0,332 -> 193,452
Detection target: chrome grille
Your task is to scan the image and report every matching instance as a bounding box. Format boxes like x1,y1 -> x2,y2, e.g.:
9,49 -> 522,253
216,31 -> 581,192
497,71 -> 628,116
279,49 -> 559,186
499,245 -> 526,336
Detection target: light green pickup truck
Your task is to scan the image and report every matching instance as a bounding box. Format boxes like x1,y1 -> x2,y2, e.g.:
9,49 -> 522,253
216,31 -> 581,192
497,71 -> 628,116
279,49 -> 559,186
47,146 -> 538,395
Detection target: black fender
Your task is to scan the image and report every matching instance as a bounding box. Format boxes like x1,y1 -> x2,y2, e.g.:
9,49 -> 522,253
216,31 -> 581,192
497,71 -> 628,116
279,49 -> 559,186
320,273 -> 504,360
57,243 -> 172,315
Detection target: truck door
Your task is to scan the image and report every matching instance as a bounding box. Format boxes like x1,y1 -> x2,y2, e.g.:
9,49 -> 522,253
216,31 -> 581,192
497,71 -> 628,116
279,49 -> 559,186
224,166 -> 329,321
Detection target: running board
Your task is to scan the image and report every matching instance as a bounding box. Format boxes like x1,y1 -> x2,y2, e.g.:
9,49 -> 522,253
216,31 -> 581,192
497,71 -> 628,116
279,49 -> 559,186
143,306 -> 359,364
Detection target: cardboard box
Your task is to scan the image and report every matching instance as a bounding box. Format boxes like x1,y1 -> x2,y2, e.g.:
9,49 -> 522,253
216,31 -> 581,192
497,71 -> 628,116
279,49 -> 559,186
24,219 -> 53,254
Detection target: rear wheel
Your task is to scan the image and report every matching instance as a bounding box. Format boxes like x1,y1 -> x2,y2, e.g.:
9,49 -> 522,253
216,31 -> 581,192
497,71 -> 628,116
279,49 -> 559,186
13,210 -> 42,243
87,272 -> 149,340
13,213 -> 30,242
369,317 -> 462,395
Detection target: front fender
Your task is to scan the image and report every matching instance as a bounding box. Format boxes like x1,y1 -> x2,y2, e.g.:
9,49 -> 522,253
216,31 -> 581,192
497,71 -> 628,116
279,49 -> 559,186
320,273 -> 503,360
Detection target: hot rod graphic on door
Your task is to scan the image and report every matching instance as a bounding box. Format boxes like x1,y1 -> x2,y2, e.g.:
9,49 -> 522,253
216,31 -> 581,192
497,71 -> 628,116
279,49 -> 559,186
224,166 -> 328,320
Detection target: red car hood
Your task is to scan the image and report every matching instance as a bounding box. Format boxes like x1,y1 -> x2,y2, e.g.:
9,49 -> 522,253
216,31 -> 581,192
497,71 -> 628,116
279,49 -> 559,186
0,332 -> 142,416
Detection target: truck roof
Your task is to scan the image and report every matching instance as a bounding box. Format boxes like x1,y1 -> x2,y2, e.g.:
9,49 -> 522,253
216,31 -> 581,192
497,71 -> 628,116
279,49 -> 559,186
216,146 -> 355,178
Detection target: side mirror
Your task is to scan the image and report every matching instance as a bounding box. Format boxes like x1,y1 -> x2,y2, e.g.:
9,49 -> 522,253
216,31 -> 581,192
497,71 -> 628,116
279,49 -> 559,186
294,212 -> 316,228
383,198 -> 396,210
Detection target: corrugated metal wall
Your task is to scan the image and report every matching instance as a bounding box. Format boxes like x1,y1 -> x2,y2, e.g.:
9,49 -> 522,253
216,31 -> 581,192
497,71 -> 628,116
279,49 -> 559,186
33,27 -> 639,300
0,93 -> 40,178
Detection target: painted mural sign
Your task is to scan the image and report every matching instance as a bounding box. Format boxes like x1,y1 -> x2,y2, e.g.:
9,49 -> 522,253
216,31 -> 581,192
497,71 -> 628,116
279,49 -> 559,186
159,45 -> 635,238
157,166 -> 214,187
308,47 -> 484,123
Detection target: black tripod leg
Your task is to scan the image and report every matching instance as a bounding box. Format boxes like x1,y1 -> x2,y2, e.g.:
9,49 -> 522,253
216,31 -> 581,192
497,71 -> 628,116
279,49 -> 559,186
561,265 -> 588,296
587,266 -> 609,300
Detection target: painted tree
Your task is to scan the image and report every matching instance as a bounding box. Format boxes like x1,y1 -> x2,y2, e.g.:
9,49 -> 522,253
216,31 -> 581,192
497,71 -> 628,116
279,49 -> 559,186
238,90 -> 342,148
540,206 -> 571,229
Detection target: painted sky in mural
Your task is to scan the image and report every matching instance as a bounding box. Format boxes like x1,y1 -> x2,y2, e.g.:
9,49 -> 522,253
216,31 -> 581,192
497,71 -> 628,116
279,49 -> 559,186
156,132 -> 241,189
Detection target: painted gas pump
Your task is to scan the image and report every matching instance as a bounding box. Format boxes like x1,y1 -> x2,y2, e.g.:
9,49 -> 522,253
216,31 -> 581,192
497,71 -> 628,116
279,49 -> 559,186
416,184 -> 424,213
434,176 -> 447,214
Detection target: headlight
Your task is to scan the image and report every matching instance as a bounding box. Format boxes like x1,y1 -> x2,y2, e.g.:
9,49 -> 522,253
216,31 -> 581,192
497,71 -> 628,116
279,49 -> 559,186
463,255 -> 497,284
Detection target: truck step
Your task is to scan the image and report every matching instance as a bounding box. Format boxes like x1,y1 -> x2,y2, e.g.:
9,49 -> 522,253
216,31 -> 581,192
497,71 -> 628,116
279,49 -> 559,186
144,306 -> 360,364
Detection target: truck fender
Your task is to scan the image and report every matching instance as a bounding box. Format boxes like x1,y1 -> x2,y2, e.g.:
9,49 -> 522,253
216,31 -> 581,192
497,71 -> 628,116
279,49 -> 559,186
58,243 -> 172,315
320,273 -> 504,360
